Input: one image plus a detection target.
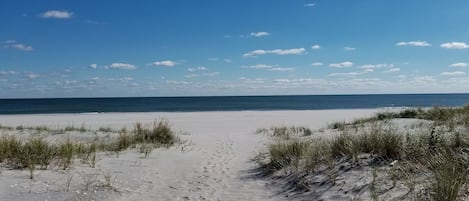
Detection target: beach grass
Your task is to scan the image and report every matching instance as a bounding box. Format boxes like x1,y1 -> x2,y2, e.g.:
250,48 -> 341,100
0,119 -> 180,179
255,106 -> 469,200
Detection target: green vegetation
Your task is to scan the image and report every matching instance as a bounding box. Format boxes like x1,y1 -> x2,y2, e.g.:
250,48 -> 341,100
0,119 -> 180,179
256,106 -> 469,200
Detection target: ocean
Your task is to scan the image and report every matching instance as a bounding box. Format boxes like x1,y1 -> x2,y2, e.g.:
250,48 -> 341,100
0,94 -> 468,114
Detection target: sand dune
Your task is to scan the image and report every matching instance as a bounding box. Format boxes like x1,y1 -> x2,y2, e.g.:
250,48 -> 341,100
0,109 -> 378,201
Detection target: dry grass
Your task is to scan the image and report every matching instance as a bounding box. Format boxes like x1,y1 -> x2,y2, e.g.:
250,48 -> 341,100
0,119 -> 180,179
255,106 -> 469,200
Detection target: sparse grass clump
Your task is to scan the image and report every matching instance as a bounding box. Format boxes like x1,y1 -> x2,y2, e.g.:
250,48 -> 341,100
266,138 -> 309,171
58,139 -> 75,170
257,126 -> 313,139
133,119 -> 178,146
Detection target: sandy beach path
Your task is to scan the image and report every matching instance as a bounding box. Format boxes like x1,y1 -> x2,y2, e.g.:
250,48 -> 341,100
0,109 -> 377,201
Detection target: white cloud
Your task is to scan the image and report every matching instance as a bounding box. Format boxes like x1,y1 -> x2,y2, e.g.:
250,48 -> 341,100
241,64 -> 273,69
25,73 -> 39,79
327,72 -> 363,77
88,64 -> 97,69
269,67 -> 294,72
384,68 -> 400,73
311,62 -> 323,66
361,64 -> 375,69
304,3 -> 315,7
208,58 -> 218,61
329,61 -> 353,68
344,46 -> 356,51
3,40 -> 33,51
107,77 -> 134,82
105,63 -> 136,70
441,71 -> 466,76
240,77 -> 265,84
241,64 -> 293,72
270,48 -> 305,55
360,64 -> 394,69
184,74 -> 198,78
450,63 -> 468,68
166,80 -> 190,85
205,72 -> 220,76
3,40 -> 16,44
311,45 -> 320,50
440,42 -> 469,49
185,72 -> 220,78
0,70 -> 17,75
250,32 -> 270,37
11,44 -> 33,51
396,41 -> 431,47
243,50 -> 267,57
127,83 -> 139,87
273,79 -> 291,83
243,48 -> 305,57
224,59 -> 232,63
152,60 -> 177,67
40,10 -> 73,19
188,66 -> 208,72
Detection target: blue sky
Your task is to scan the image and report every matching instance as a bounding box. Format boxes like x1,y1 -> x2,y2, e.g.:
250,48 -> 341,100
1,0 -> 469,98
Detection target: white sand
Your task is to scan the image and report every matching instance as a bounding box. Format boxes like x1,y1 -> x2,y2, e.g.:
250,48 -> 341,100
0,109 -> 378,201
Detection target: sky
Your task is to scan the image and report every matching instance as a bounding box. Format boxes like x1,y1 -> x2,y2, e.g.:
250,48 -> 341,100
1,0 -> 469,98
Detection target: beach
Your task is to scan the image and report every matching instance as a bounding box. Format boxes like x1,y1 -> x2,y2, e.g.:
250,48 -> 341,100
0,109 -> 378,201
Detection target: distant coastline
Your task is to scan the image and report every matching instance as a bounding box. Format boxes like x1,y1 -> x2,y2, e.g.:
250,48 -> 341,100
0,93 -> 468,114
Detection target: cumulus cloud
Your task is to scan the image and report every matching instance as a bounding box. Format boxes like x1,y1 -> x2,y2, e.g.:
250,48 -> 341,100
166,80 -> 191,85
239,77 -> 265,84
0,70 -> 16,75
311,45 -> 320,50
40,10 -> 73,19
250,32 -> 270,37
3,40 -> 33,51
311,62 -> 323,66
329,61 -> 353,68
105,63 -> 136,70
10,44 -> 33,51
205,72 -> 220,76
440,42 -> 469,49
243,48 -> 305,57
243,50 -> 267,57
25,73 -> 39,79
396,41 -> 431,47
360,64 -> 394,69
3,40 -> 16,44
441,71 -> 466,76
450,63 -> 468,68
151,60 -> 177,67
327,72 -> 363,77
269,67 -> 294,72
304,3 -> 315,7
188,66 -> 208,72
270,48 -> 305,55
184,72 -> 220,78
184,74 -> 198,78
107,77 -> 134,81
344,46 -> 356,51
241,64 -> 294,72
241,64 -> 273,69
88,64 -> 97,69
384,68 -> 400,73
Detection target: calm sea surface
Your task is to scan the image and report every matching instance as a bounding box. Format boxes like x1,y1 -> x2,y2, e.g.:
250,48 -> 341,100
0,94 -> 468,114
